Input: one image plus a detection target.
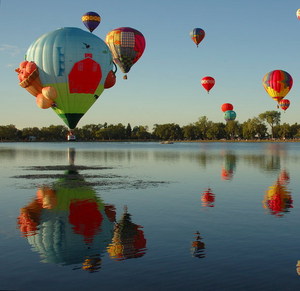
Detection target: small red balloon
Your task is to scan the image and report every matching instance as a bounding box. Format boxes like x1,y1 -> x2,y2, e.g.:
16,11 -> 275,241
221,103 -> 233,112
201,76 -> 215,93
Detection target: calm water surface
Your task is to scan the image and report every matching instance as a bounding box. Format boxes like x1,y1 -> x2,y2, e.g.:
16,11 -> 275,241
1,142 -> 300,290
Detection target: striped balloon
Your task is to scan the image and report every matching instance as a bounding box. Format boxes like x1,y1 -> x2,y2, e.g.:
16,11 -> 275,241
82,11 -> 101,33
279,99 -> 290,111
262,70 -> 293,103
190,28 -> 205,47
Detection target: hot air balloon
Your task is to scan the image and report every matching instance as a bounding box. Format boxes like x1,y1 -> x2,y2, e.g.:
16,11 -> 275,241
105,27 -> 146,79
201,76 -> 215,93
262,70 -> 293,104
190,28 -> 205,47
16,27 -> 115,139
82,11 -> 101,33
221,103 -> 233,112
224,110 -> 236,121
297,9 -> 300,20
279,99 -> 290,111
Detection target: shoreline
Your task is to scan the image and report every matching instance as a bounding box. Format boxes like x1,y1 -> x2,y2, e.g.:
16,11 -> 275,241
1,139 -> 300,143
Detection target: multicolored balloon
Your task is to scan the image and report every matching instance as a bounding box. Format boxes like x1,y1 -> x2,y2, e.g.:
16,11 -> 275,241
105,27 -> 146,79
16,27 -> 115,130
224,110 -> 236,121
262,70 -> 293,103
221,103 -> 233,112
82,11 -> 101,33
297,9 -> 300,20
190,28 -> 205,47
201,76 -> 215,93
279,99 -> 290,111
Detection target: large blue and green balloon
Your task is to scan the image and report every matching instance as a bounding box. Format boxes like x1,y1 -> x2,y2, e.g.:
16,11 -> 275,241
17,27 -> 115,130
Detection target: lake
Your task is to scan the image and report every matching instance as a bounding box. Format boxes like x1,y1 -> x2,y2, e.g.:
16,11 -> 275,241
1,141 -> 300,290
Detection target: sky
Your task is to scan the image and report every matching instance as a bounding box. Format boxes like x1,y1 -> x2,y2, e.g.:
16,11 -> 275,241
1,0 -> 300,130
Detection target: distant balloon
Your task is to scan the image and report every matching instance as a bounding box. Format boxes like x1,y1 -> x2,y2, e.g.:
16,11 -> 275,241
297,9 -> 300,20
221,103 -> 233,112
279,99 -> 290,111
262,70 -> 293,103
82,11 -> 101,32
224,110 -> 236,121
105,27 -> 146,79
190,28 -> 205,47
16,27 -> 115,131
201,76 -> 215,93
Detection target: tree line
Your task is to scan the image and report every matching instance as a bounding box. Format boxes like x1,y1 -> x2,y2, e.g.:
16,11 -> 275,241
1,111 -> 300,142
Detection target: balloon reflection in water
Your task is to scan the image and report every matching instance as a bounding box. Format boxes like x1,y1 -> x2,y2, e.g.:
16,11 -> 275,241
278,169 -> 290,185
296,261 -> 300,275
17,150 -> 116,272
191,231 -> 205,259
221,152 -> 236,181
201,188 -> 215,207
263,177 -> 293,217
107,206 -> 147,261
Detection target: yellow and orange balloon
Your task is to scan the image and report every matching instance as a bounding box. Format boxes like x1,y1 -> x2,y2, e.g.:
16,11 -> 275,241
262,70 -> 293,105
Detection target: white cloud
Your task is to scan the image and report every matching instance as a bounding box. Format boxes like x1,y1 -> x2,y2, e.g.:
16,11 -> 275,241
0,44 -> 21,56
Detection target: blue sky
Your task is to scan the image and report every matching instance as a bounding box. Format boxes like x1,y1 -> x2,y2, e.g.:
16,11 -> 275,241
1,0 -> 300,130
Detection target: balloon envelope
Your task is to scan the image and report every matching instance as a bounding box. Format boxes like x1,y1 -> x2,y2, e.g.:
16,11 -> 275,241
221,103 -> 233,112
297,9 -> 300,20
279,99 -> 290,111
190,28 -> 205,47
82,11 -> 101,32
105,27 -> 146,78
25,27 -> 113,129
224,110 -> 236,121
262,70 -> 293,103
201,76 -> 215,93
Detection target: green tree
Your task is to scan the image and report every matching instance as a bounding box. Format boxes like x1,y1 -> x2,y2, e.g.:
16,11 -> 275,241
206,122 -> 226,140
182,124 -> 197,140
225,121 -> 241,139
0,124 -> 19,141
132,125 -> 151,139
242,118 -> 267,139
259,111 -> 281,138
40,125 -> 68,141
21,127 -> 41,140
153,123 -> 183,140
277,123 -> 291,139
126,123 -> 132,139
79,124 -> 103,140
95,123 -> 126,140
194,116 -> 211,139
